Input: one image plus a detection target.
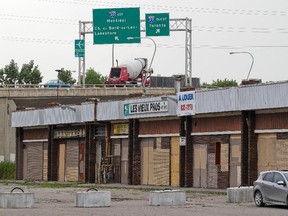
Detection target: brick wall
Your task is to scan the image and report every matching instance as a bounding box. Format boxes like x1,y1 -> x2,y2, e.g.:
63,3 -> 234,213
208,153 -> 217,188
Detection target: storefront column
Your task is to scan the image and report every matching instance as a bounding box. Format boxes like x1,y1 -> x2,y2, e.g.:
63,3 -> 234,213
248,111 -> 258,185
180,115 -> 193,187
185,116 -> 193,187
179,117 -> 186,187
128,119 -> 140,185
85,124 -> 96,183
15,128 -> 23,180
48,126 -> 57,181
241,111 -> 258,186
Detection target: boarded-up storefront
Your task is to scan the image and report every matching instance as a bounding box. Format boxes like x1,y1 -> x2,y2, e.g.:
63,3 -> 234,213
258,133 -> 288,173
111,123 -> 129,184
54,127 -> 85,182
170,137 -> 180,186
141,137 -> 170,186
22,128 -> 49,181
229,134 -> 241,187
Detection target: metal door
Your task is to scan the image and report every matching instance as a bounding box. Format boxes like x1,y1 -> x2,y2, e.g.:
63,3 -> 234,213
26,142 -> 43,180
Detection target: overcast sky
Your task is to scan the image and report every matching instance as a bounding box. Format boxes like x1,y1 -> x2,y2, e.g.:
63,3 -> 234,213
1,0 -> 288,84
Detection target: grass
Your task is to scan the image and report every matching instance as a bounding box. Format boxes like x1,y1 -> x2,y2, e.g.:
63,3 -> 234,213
0,161 -> 15,180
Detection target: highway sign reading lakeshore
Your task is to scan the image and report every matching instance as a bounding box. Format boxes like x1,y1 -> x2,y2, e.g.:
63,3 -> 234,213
74,39 -> 85,57
93,8 -> 141,44
145,13 -> 170,36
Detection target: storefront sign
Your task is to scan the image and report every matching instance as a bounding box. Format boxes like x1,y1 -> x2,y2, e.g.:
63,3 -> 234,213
177,91 -> 196,116
113,123 -> 129,135
124,101 -> 168,115
54,128 -> 85,139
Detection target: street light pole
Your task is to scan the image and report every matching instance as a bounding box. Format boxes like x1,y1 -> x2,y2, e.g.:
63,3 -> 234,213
230,52 -> 254,80
141,37 -> 157,95
55,69 -> 62,103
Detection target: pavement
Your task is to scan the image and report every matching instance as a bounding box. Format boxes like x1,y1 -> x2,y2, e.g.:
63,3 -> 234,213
2,181 -> 269,216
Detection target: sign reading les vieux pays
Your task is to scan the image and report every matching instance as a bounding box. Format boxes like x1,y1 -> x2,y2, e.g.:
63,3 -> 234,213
124,101 -> 168,115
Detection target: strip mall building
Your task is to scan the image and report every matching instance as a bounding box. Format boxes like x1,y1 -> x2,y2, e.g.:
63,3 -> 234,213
12,81 -> 288,189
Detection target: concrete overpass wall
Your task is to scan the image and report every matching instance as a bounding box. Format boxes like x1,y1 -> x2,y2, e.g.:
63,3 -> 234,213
0,87 -> 175,98
0,98 -> 16,162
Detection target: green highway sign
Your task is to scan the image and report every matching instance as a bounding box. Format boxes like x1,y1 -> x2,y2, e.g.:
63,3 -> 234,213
145,13 -> 170,36
93,8 -> 141,44
74,39 -> 85,57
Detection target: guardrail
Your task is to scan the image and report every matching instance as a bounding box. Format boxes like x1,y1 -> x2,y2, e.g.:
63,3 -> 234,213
0,84 -> 172,89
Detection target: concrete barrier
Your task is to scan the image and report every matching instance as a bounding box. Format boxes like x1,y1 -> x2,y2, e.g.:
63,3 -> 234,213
227,186 -> 254,203
0,187 -> 34,208
75,188 -> 111,208
149,189 -> 186,206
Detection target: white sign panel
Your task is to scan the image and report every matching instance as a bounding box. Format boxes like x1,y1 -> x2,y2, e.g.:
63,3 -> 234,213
180,136 -> 186,146
177,91 -> 196,116
124,101 -> 168,115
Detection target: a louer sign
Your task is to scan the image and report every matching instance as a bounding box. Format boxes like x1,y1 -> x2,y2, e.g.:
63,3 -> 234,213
177,91 -> 196,116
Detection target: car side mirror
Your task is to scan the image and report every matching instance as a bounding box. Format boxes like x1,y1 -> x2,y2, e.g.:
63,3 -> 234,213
277,180 -> 286,186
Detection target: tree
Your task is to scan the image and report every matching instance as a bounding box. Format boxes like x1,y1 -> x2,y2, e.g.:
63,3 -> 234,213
85,68 -> 107,85
201,78 -> 238,88
0,59 -> 43,85
0,59 -> 19,84
18,60 -> 43,84
57,68 -> 76,85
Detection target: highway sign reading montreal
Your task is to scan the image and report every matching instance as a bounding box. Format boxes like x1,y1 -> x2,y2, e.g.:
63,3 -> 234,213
93,8 -> 141,44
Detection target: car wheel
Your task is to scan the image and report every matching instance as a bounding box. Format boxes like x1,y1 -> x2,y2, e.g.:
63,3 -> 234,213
254,191 -> 265,207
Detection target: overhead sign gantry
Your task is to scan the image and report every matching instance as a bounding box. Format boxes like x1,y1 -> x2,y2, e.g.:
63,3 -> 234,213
77,8 -> 192,87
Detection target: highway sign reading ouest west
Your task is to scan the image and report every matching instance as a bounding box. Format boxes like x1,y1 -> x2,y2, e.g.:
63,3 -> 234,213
145,13 -> 170,37
93,8 -> 141,44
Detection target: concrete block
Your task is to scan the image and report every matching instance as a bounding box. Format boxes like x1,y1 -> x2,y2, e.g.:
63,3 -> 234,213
227,186 -> 254,203
0,192 -> 34,208
149,189 -> 186,206
75,190 -> 111,208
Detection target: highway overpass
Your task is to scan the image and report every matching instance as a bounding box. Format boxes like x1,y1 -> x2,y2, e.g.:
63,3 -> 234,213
0,85 -> 175,162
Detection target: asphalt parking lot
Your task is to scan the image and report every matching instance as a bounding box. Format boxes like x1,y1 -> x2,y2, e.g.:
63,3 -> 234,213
0,183 -> 287,216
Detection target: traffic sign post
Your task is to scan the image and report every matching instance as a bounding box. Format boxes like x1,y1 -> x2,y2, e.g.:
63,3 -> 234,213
145,13 -> 170,36
93,8 -> 141,44
75,39 -> 85,57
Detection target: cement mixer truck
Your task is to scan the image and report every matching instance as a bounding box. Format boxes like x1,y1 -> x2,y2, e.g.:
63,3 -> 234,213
105,58 -> 153,86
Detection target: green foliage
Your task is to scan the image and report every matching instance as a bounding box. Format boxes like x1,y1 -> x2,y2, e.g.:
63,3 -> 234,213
85,68 -> 107,85
0,161 -> 16,180
18,60 -> 43,84
0,59 -> 43,85
0,59 -> 19,84
201,78 -> 238,88
57,68 -> 76,85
